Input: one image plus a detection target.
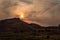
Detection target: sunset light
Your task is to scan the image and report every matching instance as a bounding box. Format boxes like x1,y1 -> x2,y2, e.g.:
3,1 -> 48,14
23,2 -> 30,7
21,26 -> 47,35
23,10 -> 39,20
19,12 -> 25,19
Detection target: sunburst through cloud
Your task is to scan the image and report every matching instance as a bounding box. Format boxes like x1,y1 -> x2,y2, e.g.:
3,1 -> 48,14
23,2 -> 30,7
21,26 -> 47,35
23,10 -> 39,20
0,0 -> 60,26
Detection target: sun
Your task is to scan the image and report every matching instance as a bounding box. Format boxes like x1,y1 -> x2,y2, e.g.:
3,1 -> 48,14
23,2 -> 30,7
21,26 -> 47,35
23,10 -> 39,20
19,12 -> 25,19
20,14 -> 24,19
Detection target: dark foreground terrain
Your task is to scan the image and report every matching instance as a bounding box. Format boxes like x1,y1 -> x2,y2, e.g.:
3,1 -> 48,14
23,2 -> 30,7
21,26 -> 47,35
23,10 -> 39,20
0,18 -> 60,40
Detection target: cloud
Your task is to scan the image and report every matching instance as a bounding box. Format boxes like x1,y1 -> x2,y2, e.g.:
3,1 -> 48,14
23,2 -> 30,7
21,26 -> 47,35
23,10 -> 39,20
0,0 -> 33,20
0,0 -> 60,26
27,0 -> 60,26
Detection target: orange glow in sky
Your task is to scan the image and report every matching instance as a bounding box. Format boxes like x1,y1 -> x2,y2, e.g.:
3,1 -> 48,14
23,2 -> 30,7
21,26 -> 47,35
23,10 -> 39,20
19,12 -> 25,19
20,14 -> 24,19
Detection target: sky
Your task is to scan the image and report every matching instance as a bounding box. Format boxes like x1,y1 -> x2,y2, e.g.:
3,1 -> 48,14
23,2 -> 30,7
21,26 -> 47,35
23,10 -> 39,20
0,0 -> 60,26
